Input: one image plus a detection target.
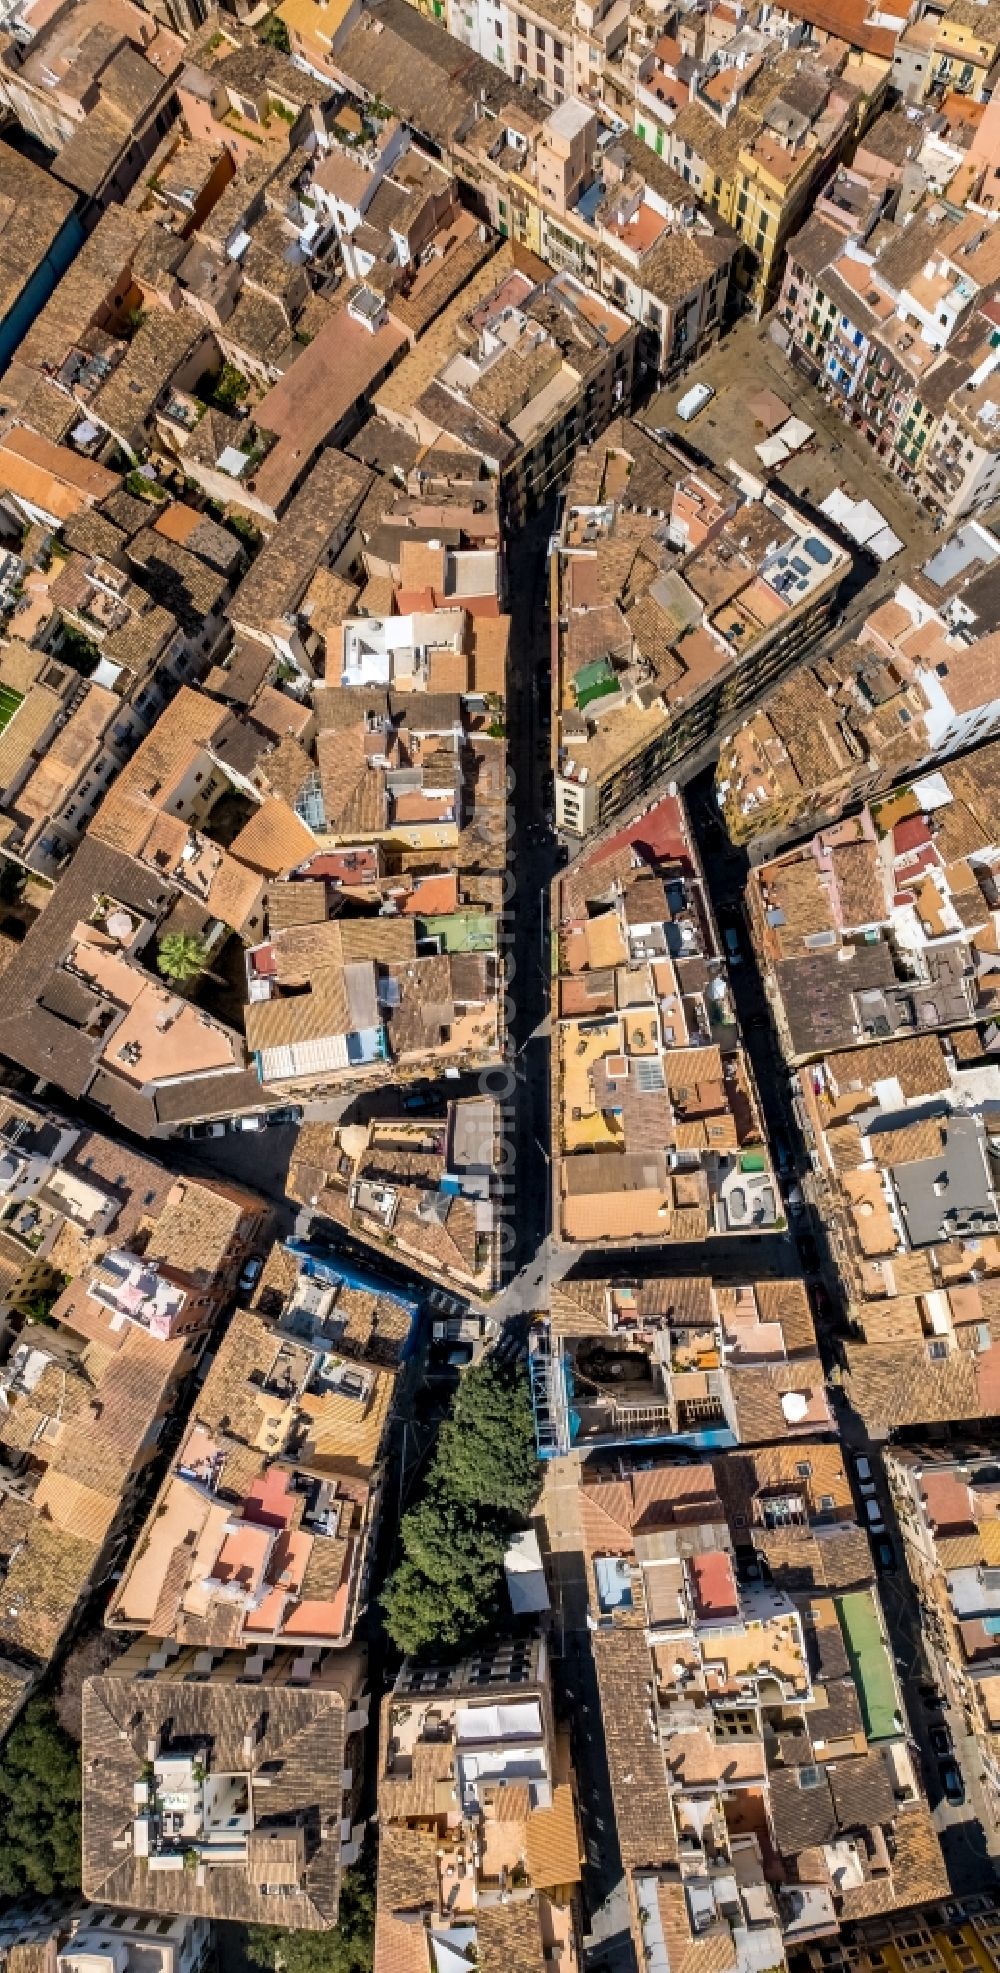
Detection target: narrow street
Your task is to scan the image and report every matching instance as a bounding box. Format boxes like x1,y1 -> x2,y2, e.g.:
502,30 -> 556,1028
503,508 -> 559,1279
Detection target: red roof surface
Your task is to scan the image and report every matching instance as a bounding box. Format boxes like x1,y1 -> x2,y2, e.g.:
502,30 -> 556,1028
689,1549 -> 738,1619
244,1464 -> 297,1529
301,850 -> 379,884
589,793 -> 691,871
892,814 -> 933,856
896,844 -> 940,884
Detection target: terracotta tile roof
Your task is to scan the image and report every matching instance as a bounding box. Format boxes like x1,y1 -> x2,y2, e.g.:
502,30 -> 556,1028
477,1899 -> 547,1973
524,1783 -> 583,1889
757,1524 -> 873,1594
754,1278 -> 818,1356
49,1331 -> 183,1497
715,1441 -> 852,1527
592,1626 -> 675,1869
83,1659 -> 359,1924
845,1336 -> 981,1431
0,1514 -> 98,1660
826,1033 -> 948,1099
374,1904 -> 431,1973
89,685 -> 223,858
769,1763 -> 836,1855
868,1115 -> 946,1166
655,1879 -> 737,1973
230,797 -> 317,876
259,733 -> 316,807
728,1359 -> 828,1442
830,1751 -> 897,1831
230,450 -> 373,634
840,1799 -> 947,1916
146,1175 -> 255,1279
830,839 -> 886,927
17,203 -> 150,375
378,1822 -> 440,1913
379,1737 -> 457,1821
91,310 -> 203,443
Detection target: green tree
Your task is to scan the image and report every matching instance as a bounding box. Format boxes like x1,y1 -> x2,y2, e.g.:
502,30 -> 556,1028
0,1699 -> 82,1897
156,931 -> 211,985
247,1839 -> 375,1973
14,1281 -> 67,1325
438,1356 -> 539,1516
223,510 -> 263,556
58,622 -> 101,677
0,856 -> 24,905
259,10 -> 291,51
381,1358 -> 539,1656
383,1496 -> 504,1655
212,362 -> 250,412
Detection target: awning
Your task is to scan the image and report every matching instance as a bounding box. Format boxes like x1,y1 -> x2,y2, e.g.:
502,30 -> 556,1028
755,435 -> 791,467
776,414 -> 813,450
820,489 -> 900,557
847,499 -> 886,545
820,487 -> 858,529
748,388 -> 790,433
868,524 -> 904,562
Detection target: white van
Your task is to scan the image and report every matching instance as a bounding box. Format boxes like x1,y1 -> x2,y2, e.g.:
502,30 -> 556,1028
677,383 -> 714,422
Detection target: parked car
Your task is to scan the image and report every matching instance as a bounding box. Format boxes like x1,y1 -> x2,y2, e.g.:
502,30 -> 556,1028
724,926 -> 743,966
185,1121 -> 226,1139
854,1454 -> 876,1496
930,1723 -> 953,1759
402,1086 -> 438,1112
873,1537 -> 896,1573
231,1114 -> 265,1132
919,1682 -> 944,1710
677,382 -> 714,422
939,1760 -> 965,1807
864,1496 -> 886,1534
265,1106 -> 302,1127
772,1133 -> 791,1173
238,1257 -> 263,1295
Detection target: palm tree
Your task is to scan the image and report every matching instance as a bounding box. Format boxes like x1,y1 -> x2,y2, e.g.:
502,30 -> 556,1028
156,931 -> 211,986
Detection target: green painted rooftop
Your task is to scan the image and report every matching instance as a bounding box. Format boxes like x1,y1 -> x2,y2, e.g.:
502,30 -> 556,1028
836,1590 -> 899,1742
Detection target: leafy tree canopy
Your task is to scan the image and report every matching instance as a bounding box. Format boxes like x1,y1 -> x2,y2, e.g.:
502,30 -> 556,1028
382,1356 -> 538,1656
0,1699 -> 82,1899
383,1499 -> 504,1656
157,931 -> 210,984
0,857 -> 24,905
247,1838 -> 375,1973
259,10 -> 291,51
438,1356 -> 538,1516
